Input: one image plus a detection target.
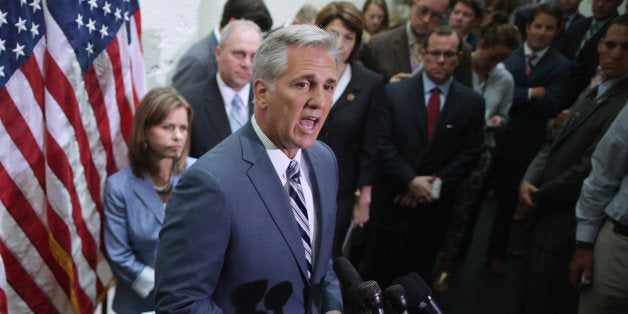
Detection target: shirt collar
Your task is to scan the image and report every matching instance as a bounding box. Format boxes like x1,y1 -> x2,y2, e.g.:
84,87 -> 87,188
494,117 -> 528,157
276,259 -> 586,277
598,73 -> 628,98
422,72 -> 453,96
524,42 -> 549,60
251,115 -> 303,176
216,73 -> 250,108
213,25 -> 221,42
406,22 -> 423,46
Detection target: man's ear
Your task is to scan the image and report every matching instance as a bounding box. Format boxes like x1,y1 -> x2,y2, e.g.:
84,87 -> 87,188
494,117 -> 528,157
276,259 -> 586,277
254,78 -> 269,109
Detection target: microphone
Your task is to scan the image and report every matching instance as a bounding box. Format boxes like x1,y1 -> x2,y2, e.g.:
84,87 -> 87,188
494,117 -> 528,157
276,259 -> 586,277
384,284 -> 409,313
393,275 -> 443,314
333,257 -> 363,293
406,273 -> 444,314
355,280 -> 385,314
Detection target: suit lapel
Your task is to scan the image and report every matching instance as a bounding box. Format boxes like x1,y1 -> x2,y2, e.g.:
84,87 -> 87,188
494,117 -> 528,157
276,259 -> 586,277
130,173 -> 165,224
204,77 -> 232,139
240,127 -> 310,281
331,66 -> 363,113
410,75 -> 429,141
393,28 -> 411,73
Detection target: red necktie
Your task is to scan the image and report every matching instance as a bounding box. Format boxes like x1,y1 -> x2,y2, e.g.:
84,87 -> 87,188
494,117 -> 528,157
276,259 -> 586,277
525,52 -> 536,75
427,87 -> 440,139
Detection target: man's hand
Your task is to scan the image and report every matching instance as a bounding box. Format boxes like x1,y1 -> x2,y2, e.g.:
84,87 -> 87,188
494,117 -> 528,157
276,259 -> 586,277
569,248 -> 593,288
487,115 -> 505,127
530,86 -> 547,99
519,181 -> 538,210
389,72 -> 413,83
352,186 -> 372,226
408,176 -> 436,204
393,190 -> 420,208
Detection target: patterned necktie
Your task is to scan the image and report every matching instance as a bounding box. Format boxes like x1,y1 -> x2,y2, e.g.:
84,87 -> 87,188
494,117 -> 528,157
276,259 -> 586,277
525,52 -> 537,75
576,21 -> 599,57
229,94 -> 247,131
427,87 -> 440,139
286,160 -> 312,279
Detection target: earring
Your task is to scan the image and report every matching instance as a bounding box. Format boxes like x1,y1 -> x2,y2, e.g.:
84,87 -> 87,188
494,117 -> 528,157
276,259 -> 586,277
142,140 -> 148,150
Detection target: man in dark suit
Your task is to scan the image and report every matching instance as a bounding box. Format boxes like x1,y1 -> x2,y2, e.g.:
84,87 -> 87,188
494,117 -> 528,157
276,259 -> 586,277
519,15 -> 628,313
487,4 -> 572,275
448,0 -> 485,51
179,20 -> 262,158
359,0 -> 472,86
556,0 -> 621,108
171,0 -> 272,90
370,26 -> 485,286
155,25 -> 343,313
513,0 -> 583,41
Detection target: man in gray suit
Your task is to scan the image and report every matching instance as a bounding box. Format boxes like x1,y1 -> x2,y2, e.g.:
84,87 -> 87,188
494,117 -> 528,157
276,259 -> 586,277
179,20 -> 262,158
155,25 -> 343,313
518,14 -> 628,314
171,0 -> 272,90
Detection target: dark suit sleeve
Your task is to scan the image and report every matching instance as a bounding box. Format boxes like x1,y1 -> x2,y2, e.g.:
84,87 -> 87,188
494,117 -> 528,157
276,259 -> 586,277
155,167 -> 229,313
512,59 -> 572,119
172,55 -> 207,91
531,129 -> 608,208
378,90 -> 418,186
357,74 -> 386,187
436,96 -> 485,196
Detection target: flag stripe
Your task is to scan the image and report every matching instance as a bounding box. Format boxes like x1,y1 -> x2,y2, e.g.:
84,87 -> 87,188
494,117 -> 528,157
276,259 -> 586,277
106,40 -> 134,143
0,240 -> 57,313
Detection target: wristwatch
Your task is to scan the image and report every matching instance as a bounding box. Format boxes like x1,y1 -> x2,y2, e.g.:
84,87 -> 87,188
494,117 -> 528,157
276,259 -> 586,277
575,241 -> 594,249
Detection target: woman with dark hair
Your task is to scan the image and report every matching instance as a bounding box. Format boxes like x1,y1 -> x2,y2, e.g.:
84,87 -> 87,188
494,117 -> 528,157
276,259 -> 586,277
361,0 -> 389,43
104,87 -> 195,313
434,12 -> 522,292
315,2 -> 386,262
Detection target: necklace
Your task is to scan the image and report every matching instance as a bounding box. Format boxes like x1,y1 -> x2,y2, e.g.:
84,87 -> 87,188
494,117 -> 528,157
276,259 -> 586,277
153,174 -> 173,195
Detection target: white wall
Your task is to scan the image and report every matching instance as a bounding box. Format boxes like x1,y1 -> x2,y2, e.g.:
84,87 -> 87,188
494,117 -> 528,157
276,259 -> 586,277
138,0 -> 371,89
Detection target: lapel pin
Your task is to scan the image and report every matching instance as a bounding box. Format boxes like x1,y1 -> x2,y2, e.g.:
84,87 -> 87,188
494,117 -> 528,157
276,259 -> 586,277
346,93 -> 355,101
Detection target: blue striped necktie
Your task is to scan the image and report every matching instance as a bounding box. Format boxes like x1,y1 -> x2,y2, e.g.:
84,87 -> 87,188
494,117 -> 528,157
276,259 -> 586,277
286,160 -> 312,279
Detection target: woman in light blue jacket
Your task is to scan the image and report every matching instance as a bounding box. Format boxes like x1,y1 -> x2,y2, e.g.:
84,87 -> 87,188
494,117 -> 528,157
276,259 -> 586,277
104,87 -> 195,313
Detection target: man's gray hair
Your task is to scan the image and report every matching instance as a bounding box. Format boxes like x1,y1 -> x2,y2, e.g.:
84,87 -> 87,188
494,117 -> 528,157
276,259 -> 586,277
253,24 -> 340,87
219,19 -> 263,48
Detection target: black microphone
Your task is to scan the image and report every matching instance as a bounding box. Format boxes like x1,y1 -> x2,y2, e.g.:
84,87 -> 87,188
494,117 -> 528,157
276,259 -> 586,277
355,280 -> 385,314
333,257 -> 363,294
384,284 -> 409,313
406,273 -> 444,314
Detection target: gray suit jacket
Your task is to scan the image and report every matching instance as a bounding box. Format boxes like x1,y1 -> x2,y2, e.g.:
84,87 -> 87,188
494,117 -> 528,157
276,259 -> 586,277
155,123 -> 342,313
172,32 -> 219,90
523,77 -> 628,257
104,157 -> 195,313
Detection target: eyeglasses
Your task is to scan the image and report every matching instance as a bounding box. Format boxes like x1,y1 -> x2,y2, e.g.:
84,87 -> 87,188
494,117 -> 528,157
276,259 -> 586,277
415,5 -> 445,22
425,50 -> 459,58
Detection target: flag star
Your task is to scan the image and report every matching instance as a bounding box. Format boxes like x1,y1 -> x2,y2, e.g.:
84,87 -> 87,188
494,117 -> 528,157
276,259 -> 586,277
0,66 -> 4,78
13,43 -> 25,59
76,14 -> 84,29
20,0 -> 28,7
88,0 -> 98,10
114,8 -> 122,20
31,22 -> 39,38
102,2 -> 112,15
99,24 -> 108,38
86,18 -> 96,33
0,38 -> 5,53
85,42 -> 94,55
0,9 -> 7,28
15,17 -> 28,33
29,0 -> 42,13
124,11 -> 129,21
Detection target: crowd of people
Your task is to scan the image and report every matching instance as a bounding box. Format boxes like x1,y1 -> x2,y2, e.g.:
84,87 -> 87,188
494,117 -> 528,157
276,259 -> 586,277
102,0 -> 628,313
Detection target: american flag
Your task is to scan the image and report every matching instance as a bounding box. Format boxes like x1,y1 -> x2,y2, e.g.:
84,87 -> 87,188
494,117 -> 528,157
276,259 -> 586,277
0,0 -> 146,312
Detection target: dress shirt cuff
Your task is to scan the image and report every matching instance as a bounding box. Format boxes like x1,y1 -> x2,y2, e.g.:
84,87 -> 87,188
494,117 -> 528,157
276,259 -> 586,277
131,266 -> 155,298
576,222 -> 602,244
527,88 -> 532,100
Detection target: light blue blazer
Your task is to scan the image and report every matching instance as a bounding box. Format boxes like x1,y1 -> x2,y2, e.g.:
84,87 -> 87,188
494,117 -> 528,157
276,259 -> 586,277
104,157 -> 195,313
155,123 -> 343,313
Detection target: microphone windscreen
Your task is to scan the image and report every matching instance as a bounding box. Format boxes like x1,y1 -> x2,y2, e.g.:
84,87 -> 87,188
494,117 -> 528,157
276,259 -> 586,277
392,276 -> 429,309
407,272 -> 433,295
334,257 -> 363,290
356,280 -> 382,299
384,284 -> 409,312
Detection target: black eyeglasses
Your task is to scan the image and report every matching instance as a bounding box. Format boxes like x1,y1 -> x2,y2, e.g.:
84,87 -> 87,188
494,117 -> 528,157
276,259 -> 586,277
425,50 -> 459,58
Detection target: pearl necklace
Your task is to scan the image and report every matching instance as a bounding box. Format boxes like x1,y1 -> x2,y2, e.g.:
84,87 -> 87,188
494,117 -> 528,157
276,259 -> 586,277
153,175 -> 173,195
